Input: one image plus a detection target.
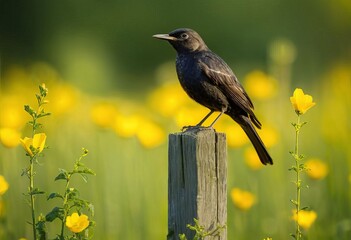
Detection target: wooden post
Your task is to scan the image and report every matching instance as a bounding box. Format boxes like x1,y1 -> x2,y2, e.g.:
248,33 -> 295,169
168,128 -> 227,240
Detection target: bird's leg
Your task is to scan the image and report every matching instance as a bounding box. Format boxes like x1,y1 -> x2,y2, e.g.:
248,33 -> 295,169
196,110 -> 215,126
208,111 -> 224,127
182,110 -> 214,131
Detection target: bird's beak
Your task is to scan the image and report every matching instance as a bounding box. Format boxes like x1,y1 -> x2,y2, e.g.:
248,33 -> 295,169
152,34 -> 177,41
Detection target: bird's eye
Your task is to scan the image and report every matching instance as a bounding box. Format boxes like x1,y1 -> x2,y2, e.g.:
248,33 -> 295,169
180,33 -> 189,39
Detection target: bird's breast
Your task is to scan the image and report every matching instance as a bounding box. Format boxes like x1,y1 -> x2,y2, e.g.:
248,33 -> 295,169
175,53 -> 229,112
175,55 -> 201,84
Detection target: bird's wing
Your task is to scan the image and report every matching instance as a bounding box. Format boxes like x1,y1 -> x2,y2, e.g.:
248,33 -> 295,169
198,52 -> 255,116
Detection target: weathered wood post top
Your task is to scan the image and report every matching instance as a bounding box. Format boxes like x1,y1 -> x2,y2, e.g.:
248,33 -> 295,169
168,128 -> 227,240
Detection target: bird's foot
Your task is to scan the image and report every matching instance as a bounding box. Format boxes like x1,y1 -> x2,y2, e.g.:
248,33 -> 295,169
181,125 -> 214,132
181,125 -> 197,132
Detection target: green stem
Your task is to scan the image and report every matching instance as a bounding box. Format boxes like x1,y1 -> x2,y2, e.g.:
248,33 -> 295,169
60,177 -> 71,238
295,115 -> 301,240
29,157 -> 37,240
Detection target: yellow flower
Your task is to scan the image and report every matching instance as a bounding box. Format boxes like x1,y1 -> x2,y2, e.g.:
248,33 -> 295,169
113,113 -> 142,138
290,88 -> 316,115
230,188 -> 256,211
0,95 -> 29,129
244,147 -> 263,170
48,83 -> 78,116
90,102 -> 118,129
226,125 -> 249,148
136,119 -> 165,148
305,159 -> 329,180
174,104 -> 209,129
244,70 -> 277,100
20,133 -> 47,157
259,125 -> 279,148
0,128 -> 21,148
0,175 -> 9,195
66,212 -> 89,233
291,210 -> 317,229
213,116 -> 249,147
148,81 -> 190,118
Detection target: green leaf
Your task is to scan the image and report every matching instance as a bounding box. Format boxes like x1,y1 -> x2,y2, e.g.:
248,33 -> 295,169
76,161 -> 86,167
289,152 -> 299,159
82,168 -> 96,175
45,207 -> 64,222
289,166 -> 297,172
88,203 -> 95,216
37,112 -> 51,118
39,84 -> 48,97
55,169 -> 69,181
35,93 -> 42,104
300,121 -> 308,127
74,168 -> 96,176
30,188 -> 45,195
178,233 -> 187,240
66,188 -> 80,201
290,199 -> 298,206
47,192 -> 64,200
36,217 -> 47,238
299,163 -> 307,171
298,154 -> 305,160
24,105 -> 36,116
79,173 -> 88,183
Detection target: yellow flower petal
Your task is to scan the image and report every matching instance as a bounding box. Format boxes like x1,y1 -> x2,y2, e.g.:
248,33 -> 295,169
32,133 -> 47,153
20,137 -> 34,156
66,212 -> 89,233
20,133 -> 47,156
290,88 -> 316,115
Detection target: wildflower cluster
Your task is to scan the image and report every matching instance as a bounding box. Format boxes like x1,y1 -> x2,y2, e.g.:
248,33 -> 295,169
45,147 -> 95,239
19,84 -> 95,240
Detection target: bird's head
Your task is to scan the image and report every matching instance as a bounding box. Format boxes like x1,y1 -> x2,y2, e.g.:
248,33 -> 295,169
153,28 -> 208,54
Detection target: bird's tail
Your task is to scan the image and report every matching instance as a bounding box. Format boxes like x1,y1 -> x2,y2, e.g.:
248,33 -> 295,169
232,115 -> 273,165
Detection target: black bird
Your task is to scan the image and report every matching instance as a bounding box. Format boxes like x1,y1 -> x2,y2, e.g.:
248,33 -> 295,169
153,28 -> 273,165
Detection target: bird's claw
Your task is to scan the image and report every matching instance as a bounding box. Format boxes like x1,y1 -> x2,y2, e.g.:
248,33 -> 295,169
181,125 -> 197,131
181,125 -> 214,132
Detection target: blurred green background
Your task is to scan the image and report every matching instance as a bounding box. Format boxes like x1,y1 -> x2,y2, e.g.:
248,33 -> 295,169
1,0 -> 350,239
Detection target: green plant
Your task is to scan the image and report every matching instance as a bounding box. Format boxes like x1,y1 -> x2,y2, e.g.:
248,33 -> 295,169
20,84 -> 95,240
289,88 -> 316,239
178,218 -> 226,240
